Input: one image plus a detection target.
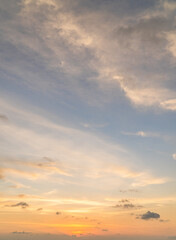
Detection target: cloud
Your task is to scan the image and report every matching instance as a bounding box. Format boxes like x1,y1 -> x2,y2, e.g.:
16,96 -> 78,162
82,123 -> 107,129
18,194 -> 26,198
119,189 -> 139,193
0,166 -> 39,180
0,114 -> 8,122
113,199 -> 143,209
0,156 -> 71,181
160,98 -> 176,111
172,154 -> 176,160
102,229 -> 108,232
122,131 -> 159,138
56,211 -> 61,215
8,181 -> 30,189
108,165 -> 169,187
164,0 -> 176,11
137,211 -> 160,220
12,231 -> 31,234
37,208 -> 43,211
159,219 -> 169,223
119,199 -> 130,203
115,16 -> 172,48
21,160 -> 71,177
1,0 -> 176,111
113,203 -> 135,208
115,76 -> 176,110
113,203 -> 142,209
0,98 -> 169,190
6,202 -> 29,209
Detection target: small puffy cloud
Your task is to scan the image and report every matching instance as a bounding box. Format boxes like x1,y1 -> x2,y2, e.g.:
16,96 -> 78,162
119,199 -> 130,203
136,131 -> 147,137
113,199 -> 143,209
56,211 -> 61,215
6,202 -> 29,209
137,211 -> 160,220
123,204 -> 136,209
172,154 -> 176,160
113,203 -> 142,209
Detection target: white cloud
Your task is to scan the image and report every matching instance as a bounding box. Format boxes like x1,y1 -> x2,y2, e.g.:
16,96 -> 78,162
160,98 -> 176,111
114,76 -> 176,110
122,131 -> 160,138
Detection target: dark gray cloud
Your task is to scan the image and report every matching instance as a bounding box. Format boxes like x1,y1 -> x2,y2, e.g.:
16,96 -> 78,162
2,233 -> 172,240
6,202 -> 29,208
12,231 -> 31,234
56,211 -> 61,215
137,211 -> 160,220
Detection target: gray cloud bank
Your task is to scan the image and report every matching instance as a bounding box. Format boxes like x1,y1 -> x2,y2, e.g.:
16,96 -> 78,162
0,0 -> 176,109
0,233 -> 173,240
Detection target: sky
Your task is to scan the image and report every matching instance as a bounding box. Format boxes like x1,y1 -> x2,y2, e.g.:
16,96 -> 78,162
0,0 -> 176,239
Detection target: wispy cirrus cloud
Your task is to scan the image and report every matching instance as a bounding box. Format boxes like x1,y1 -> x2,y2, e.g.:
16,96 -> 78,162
122,131 -> 159,138
0,98 -> 168,189
5,202 -> 29,209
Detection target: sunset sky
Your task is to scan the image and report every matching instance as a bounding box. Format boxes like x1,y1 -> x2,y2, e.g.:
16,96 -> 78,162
0,0 -> 176,239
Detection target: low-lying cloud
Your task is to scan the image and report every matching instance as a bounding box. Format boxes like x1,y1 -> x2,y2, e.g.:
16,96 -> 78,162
12,231 -> 31,234
137,211 -> 160,220
6,202 -> 29,209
